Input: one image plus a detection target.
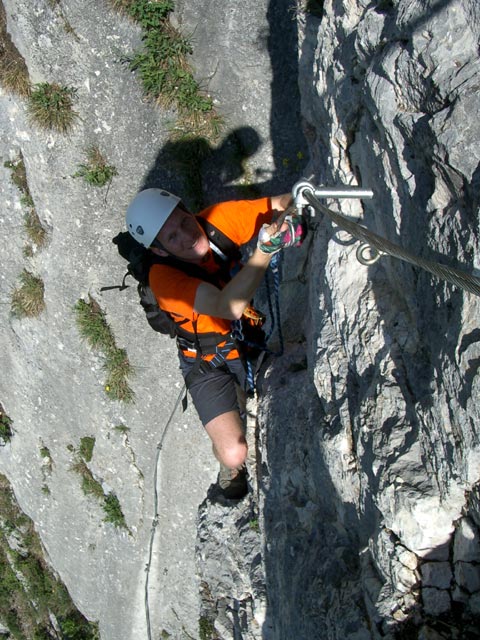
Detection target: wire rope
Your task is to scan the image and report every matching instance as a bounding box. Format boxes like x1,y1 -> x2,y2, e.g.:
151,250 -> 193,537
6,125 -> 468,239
303,191 -> 480,297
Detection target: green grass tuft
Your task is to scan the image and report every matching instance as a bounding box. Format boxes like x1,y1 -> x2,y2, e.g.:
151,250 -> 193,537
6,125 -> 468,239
103,493 -> 127,528
0,474 -> 99,638
0,406 -> 13,443
113,424 -> 130,435
0,3 -> 31,97
71,459 -> 104,499
27,82 -> 78,133
74,297 -> 135,403
11,270 -> 45,318
5,155 -> 48,252
110,0 -> 222,141
199,616 -> 215,640
79,436 -> 95,463
71,458 -> 127,529
74,146 -> 118,187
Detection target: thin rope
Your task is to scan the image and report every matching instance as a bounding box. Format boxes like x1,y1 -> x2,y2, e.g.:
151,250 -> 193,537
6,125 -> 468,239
304,191 -> 480,297
265,253 -> 284,355
145,383 -> 186,640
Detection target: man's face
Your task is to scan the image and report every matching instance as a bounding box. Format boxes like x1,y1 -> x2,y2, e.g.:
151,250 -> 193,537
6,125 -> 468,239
156,206 -> 210,262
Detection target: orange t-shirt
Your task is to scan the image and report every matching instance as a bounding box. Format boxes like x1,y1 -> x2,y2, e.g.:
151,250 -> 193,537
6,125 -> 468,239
149,197 -> 272,355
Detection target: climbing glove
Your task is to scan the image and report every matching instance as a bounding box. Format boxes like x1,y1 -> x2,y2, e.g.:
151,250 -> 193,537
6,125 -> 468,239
257,213 -> 307,255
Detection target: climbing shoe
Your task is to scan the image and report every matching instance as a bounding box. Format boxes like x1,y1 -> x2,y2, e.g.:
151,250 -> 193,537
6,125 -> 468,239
218,464 -> 248,500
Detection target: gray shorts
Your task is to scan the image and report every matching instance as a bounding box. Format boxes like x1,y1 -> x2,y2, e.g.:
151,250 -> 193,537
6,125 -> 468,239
178,353 -> 249,426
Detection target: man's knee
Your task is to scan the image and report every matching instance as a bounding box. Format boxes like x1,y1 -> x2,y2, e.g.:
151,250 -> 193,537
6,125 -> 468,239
205,410 -> 248,468
220,441 -> 248,469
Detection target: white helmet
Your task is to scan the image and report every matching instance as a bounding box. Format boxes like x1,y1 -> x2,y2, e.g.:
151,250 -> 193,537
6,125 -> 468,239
126,188 -> 181,248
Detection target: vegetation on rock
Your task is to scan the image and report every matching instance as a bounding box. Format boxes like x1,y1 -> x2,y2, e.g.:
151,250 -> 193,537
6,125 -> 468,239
0,474 -> 100,639
11,270 -> 45,318
27,83 -> 78,133
0,3 -> 31,97
74,146 -> 118,188
0,405 -> 13,444
71,458 -> 127,530
74,297 -> 135,403
109,0 -> 222,141
4,155 -> 48,255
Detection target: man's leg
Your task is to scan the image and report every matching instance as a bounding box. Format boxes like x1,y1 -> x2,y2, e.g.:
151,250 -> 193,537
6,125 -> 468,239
205,410 -> 248,499
204,410 -> 247,469
178,354 -> 250,497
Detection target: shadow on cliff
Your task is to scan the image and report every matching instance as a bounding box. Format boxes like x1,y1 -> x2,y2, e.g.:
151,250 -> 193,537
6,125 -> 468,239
255,346 -> 375,638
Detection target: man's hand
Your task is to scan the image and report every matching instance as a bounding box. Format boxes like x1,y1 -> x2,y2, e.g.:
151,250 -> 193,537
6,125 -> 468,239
257,210 -> 307,255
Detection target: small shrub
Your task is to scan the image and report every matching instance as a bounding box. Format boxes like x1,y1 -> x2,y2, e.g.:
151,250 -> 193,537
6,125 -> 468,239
0,406 -> 13,443
74,298 -> 114,351
71,457 -> 127,530
112,0 -> 222,141
4,157 -> 28,192
71,459 -> 104,499
113,424 -> 130,434
39,446 -> 53,474
0,473 -> 99,637
127,0 -> 174,26
79,436 -> 95,463
27,82 -> 78,133
59,614 -> 100,640
23,208 -> 47,250
0,3 -> 31,97
199,616 -> 215,640
5,156 -> 48,251
104,348 -> 135,403
39,446 -> 50,459
103,493 -> 126,528
249,518 -> 259,532
11,270 -> 45,318
74,146 -> 118,187
74,297 -> 135,403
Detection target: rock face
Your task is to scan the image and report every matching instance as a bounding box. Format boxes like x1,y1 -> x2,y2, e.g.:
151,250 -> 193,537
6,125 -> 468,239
195,0 -> 480,638
1,0 -> 480,639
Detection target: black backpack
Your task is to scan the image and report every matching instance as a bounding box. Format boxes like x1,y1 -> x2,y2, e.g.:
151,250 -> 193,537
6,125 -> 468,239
102,217 -> 242,339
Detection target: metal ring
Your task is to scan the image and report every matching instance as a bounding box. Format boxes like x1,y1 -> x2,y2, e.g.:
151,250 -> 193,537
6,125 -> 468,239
356,242 -> 383,265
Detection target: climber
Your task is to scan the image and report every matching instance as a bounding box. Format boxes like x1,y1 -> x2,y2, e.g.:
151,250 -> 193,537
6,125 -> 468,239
126,188 -> 305,499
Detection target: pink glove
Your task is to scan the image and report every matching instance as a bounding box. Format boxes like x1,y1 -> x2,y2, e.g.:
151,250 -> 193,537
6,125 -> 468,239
257,214 -> 307,255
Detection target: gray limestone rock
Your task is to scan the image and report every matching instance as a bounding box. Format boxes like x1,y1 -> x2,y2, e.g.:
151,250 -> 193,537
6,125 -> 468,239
420,562 -> 452,589
455,561 -> 480,595
454,517 -> 480,563
2,0 -> 480,638
421,587 -> 451,617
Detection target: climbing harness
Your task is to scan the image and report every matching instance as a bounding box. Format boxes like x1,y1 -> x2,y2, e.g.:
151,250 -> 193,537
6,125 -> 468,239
292,180 -> 480,297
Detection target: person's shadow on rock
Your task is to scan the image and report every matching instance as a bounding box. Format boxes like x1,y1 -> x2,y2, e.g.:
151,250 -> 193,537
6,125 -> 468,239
141,125 -> 302,212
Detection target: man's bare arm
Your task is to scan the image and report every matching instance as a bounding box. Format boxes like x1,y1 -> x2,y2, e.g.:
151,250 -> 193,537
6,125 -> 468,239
194,194 -> 293,319
271,193 -> 293,212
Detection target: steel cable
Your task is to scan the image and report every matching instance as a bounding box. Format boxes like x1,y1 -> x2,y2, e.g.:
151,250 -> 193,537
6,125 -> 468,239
304,191 -> 480,297
145,384 -> 186,640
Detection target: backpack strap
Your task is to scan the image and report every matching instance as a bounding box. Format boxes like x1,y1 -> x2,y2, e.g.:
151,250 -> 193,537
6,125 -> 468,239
196,217 -> 242,263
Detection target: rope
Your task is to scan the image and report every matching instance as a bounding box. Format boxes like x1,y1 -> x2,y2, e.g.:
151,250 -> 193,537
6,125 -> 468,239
303,191 -> 480,297
265,253 -> 284,355
145,383 -> 186,640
